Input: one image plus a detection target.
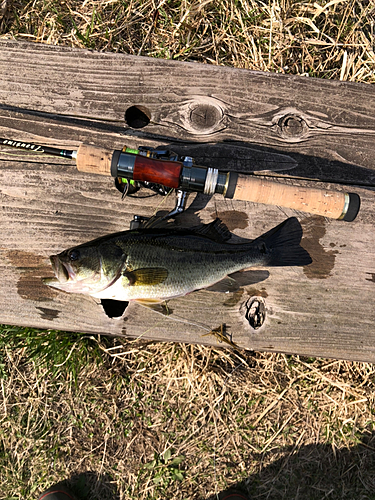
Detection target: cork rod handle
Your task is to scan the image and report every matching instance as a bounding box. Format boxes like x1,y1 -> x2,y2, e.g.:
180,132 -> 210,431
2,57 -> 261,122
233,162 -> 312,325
232,175 -> 359,221
75,144 -> 113,176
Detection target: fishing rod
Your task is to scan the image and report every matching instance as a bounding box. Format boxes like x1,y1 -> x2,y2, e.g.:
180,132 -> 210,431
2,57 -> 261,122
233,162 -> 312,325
1,138 -> 77,159
0,137 -> 360,221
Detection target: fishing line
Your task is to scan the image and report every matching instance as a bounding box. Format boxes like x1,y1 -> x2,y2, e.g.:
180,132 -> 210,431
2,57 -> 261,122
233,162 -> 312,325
126,321 -> 168,343
151,187 -> 174,216
148,306 -> 213,333
0,151 -> 69,160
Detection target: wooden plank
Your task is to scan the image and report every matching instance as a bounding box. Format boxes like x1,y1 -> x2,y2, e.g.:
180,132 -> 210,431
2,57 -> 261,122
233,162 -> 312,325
1,40 -> 375,184
1,41 -> 375,362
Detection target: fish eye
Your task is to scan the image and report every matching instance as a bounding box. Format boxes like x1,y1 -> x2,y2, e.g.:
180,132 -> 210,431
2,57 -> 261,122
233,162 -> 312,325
69,249 -> 80,261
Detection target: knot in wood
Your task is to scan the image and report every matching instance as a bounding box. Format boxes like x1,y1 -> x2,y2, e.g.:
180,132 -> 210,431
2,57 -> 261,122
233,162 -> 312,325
245,296 -> 266,330
189,102 -> 223,132
277,113 -> 308,141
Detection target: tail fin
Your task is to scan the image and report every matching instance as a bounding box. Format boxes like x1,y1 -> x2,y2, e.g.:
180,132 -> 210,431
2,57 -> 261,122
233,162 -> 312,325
257,217 -> 312,267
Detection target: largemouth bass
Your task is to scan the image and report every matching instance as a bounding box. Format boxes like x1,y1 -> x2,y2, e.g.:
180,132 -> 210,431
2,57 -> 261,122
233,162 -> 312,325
43,217 -> 311,308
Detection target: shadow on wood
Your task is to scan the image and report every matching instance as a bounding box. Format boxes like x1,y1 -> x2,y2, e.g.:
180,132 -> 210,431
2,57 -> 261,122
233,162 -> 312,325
1,102 -> 374,190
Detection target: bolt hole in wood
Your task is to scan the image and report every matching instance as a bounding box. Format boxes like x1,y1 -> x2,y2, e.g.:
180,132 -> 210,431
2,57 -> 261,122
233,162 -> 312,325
245,296 -> 266,329
124,105 -> 151,128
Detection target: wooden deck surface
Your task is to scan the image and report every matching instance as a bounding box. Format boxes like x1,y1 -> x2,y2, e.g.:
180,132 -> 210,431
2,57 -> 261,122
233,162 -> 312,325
1,40 -> 374,362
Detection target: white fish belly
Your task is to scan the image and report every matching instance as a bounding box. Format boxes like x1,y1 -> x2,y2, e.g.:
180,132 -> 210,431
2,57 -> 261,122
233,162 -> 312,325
92,264 -> 255,302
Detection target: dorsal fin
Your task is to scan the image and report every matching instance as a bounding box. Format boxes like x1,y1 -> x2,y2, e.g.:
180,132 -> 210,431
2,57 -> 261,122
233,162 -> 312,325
134,215 -> 232,243
191,218 -> 231,243
141,216 -> 174,230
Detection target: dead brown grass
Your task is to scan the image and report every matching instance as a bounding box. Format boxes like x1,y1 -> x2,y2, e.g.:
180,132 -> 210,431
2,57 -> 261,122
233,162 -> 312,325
1,0 -> 375,80
1,337 -> 375,499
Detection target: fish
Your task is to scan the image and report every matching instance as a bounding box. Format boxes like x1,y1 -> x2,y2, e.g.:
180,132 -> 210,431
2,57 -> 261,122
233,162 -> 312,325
43,217 -> 311,310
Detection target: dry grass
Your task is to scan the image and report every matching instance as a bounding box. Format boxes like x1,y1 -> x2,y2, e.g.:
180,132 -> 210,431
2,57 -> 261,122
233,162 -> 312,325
1,0 -> 375,80
1,333 -> 375,500
1,1 -> 375,499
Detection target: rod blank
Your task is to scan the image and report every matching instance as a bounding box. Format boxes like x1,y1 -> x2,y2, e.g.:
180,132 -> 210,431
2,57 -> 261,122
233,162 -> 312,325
0,138 -> 76,159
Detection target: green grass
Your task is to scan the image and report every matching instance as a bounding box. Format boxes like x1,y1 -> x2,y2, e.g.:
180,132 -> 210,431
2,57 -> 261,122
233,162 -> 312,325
0,325 -> 107,382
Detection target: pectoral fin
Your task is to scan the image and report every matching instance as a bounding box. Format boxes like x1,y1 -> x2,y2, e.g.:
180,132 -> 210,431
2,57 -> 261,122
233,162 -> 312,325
124,267 -> 168,286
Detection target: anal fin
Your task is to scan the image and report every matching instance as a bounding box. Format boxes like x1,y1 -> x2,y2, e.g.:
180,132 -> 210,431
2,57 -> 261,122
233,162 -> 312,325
133,298 -> 171,315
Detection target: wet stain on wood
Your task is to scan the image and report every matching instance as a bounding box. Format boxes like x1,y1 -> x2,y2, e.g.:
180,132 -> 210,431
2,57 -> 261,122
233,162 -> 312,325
6,250 -> 47,269
223,289 -> 244,307
17,270 -> 58,301
246,287 -> 269,298
36,306 -> 60,320
6,250 -> 58,301
301,216 -> 338,279
210,210 -> 248,231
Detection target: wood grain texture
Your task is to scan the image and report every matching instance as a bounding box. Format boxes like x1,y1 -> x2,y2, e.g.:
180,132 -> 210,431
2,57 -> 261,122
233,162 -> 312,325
1,41 -> 374,362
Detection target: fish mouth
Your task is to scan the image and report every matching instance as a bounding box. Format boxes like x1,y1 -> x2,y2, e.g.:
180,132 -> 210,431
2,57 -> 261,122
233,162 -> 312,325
49,255 -> 73,283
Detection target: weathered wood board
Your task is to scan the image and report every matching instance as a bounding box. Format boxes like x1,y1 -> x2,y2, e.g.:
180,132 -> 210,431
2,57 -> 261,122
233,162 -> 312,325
1,40 -> 374,362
